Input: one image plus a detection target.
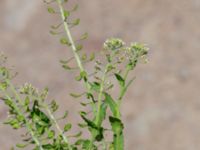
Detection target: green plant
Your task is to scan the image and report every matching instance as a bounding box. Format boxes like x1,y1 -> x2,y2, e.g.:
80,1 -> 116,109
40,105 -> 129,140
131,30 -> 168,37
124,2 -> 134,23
0,0 -> 148,149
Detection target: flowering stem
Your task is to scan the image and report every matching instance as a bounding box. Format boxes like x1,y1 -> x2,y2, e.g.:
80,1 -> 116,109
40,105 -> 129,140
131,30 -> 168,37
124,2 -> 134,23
56,0 -> 97,113
6,80 -> 44,150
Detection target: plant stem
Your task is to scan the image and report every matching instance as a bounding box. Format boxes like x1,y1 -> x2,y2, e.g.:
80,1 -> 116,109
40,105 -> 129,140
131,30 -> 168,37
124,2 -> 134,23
6,80 -> 44,150
114,132 -> 124,150
28,93 -> 72,149
56,0 -> 97,113
117,67 -> 130,107
45,105 -> 72,149
87,64 -> 109,150
56,0 -> 84,72
56,1 -> 99,148
95,64 -> 109,125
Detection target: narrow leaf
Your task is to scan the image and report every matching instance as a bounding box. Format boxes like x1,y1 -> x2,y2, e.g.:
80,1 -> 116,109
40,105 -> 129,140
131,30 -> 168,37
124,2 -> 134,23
16,143 -> 28,148
71,4 -> 79,12
70,92 -> 84,98
109,116 -> 124,134
114,73 -> 125,87
89,52 -> 95,61
47,7 -> 56,14
80,33 -> 88,40
62,64 -> 72,70
60,37 -> 71,46
104,93 -> 118,117
63,10 -> 70,18
64,123 -> 72,132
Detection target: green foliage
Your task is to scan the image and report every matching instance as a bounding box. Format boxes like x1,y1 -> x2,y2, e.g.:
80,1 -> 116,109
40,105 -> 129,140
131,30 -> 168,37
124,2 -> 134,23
1,0 -> 149,150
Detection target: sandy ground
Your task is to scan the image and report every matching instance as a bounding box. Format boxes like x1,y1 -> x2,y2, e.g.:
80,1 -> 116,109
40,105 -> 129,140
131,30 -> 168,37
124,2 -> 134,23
0,0 -> 200,149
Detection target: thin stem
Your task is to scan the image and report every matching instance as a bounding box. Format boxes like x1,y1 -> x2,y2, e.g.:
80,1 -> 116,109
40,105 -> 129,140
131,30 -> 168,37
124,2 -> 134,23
55,1 -> 99,149
56,0 -> 97,113
87,64 -> 109,150
45,107 -> 72,149
117,67 -> 130,107
27,94 -> 72,149
6,80 -> 44,150
56,0 -> 83,71
95,64 -> 109,125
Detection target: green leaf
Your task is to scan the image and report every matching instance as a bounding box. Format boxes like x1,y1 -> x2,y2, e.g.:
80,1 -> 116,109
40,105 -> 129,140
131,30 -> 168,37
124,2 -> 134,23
47,7 -> 56,14
16,143 -> 28,148
60,58 -> 73,64
62,111 -> 68,119
86,92 -> 96,103
109,143 -> 114,150
79,71 -> 88,82
81,115 -> 97,129
97,103 -> 107,126
60,37 -> 71,46
114,73 -> 125,87
4,98 -> 14,108
75,74 -> 82,81
109,116 -> 124,134
80,33 -> 88,40
64,10 -> 70,18
71,4 -> 79,12
47,130 -> 55,139
70,93 -> 84,98
58,111 -> 68,120
89,52 -> 95,61
76,44 -> 83,51
42,144 -> 53,149
73,131 -> 82,138
64,123 -> 72,132
72,18 -> 80,26
24,96 -> 30,106
68,131 -> 82,138
107,64 -> 115,72
75,139 -> 84,145
80,115 -> 104,141
49,30 -> 61,35
78,123 -> 87,128
90,82 -> 100,92
104,93 -> 118,117
62,64 -> 72,70
109,116 -> 124,150
81,53 -> 87,61
80,102 -> 87,106
106,84 -> 114,90
82,140 -> 90,149
31,100 -> 51,127
50,100 -> 59,112
0,81 -> 8,90
79,111 -> 87,116
119,77 -> 136,100
16,115 -> 24,122
80,71 -> 87,79
50,23 -> 62,30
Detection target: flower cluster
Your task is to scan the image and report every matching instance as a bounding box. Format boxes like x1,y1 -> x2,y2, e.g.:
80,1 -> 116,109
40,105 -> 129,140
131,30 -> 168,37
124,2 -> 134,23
103,38 -> 125,51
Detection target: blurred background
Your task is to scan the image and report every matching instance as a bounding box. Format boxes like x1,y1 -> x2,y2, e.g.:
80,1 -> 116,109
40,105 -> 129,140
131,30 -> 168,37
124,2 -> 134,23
0,0 -> 200,149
